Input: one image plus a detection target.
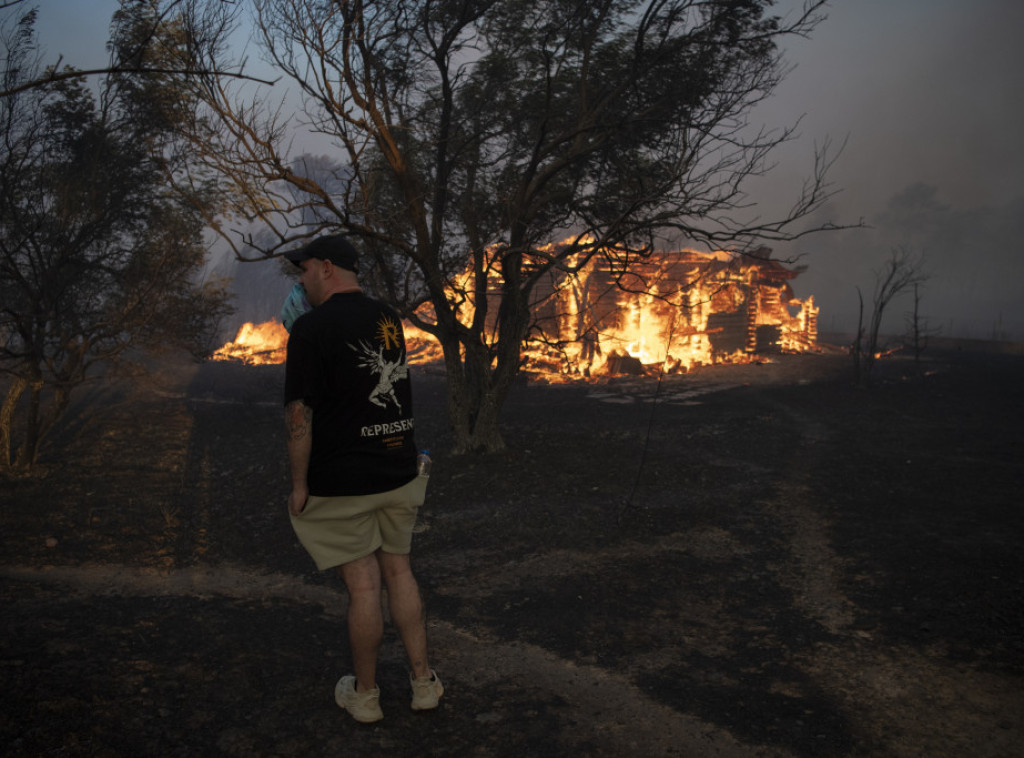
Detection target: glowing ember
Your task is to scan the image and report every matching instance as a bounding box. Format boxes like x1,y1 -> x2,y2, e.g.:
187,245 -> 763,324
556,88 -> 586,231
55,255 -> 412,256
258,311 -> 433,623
211,320 -> 290,365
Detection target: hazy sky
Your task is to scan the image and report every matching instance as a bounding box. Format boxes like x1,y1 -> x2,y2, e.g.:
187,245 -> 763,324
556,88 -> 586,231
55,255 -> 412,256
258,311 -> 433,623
761,0 -> 1024,339
30,0 -> 1024,339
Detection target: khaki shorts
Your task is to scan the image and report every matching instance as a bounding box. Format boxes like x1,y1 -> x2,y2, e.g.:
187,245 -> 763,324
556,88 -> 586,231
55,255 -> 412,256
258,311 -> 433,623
290,476 -> 427,571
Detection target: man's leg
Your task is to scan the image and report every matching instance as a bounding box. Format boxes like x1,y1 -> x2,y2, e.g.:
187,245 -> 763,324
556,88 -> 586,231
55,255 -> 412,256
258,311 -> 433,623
339,553 -> 383,691
377,550 -> 430,679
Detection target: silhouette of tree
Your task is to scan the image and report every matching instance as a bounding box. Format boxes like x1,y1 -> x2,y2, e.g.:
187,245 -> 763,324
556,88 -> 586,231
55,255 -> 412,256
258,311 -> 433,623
852,247 -> 927,386
0,0 -> 272,99
0,6 -> 230,473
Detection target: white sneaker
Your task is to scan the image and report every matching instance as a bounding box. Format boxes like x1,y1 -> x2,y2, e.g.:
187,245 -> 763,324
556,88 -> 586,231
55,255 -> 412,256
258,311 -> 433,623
335,675 -> 384,723
410,670 -> 444,710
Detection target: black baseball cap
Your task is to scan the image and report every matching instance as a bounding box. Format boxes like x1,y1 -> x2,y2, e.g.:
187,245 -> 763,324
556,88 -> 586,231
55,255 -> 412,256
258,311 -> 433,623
285,234 -> 359,272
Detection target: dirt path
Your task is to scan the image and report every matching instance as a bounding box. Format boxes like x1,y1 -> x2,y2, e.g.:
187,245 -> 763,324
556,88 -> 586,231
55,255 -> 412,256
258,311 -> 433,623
3,561 -> 797,757
758,399 -> 855,634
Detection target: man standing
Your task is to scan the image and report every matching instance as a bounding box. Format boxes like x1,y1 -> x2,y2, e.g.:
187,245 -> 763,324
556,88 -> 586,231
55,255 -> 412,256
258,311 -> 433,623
282,233 -> 442,723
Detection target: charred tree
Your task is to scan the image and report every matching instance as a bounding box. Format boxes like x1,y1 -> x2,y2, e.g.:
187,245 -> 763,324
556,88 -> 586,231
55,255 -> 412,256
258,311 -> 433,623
904,282 -> 938,364
852,247 -> 926,386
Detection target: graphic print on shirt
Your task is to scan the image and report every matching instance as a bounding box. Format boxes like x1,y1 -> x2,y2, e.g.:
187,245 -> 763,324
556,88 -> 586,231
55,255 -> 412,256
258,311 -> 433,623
351,315 -> 409,412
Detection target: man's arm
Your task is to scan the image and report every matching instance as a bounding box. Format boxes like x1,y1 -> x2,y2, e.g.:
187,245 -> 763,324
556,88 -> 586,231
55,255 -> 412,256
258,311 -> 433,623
285,399 -> 313,516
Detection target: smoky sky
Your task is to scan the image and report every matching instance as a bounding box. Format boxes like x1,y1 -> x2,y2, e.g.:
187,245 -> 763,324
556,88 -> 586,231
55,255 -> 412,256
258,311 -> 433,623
757,0 -> 1024,339
32,0 -> 1024,340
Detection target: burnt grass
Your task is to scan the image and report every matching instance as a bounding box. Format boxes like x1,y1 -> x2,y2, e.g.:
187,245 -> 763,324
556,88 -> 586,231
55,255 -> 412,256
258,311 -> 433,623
1,345 -> 1022,757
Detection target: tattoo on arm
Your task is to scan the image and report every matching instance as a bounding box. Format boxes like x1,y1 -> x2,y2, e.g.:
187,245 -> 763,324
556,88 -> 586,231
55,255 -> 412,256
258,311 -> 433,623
285,400 -> 312,441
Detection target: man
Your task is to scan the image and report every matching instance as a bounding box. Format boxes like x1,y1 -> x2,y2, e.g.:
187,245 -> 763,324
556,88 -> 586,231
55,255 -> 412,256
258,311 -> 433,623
282,233 -> 442,724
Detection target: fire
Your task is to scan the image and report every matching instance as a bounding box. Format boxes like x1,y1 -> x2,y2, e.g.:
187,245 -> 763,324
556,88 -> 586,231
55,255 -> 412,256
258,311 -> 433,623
403,241 -> 819,380
545,244 -> 817,377
210,242 -> 819,379
211,318 -> 447,368
211,320 -> 290,365
404,323 -> 446,365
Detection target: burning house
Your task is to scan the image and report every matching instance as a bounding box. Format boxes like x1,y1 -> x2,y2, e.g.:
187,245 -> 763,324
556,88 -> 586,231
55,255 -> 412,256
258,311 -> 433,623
212,244 -> 818,377
514,244 -> 819,377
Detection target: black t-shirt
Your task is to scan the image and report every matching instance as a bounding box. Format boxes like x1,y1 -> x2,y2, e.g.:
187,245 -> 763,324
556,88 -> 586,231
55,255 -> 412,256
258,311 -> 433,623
283,292 -> 417,496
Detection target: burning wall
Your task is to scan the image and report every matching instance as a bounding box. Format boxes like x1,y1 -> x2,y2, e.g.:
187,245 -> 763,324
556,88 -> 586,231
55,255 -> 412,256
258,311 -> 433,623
519,245 -> 818,376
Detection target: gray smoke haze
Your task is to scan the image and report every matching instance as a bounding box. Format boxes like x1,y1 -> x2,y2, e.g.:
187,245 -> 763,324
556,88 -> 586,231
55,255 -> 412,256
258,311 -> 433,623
33,0 -> 1024,340
759,0 -> 1024,340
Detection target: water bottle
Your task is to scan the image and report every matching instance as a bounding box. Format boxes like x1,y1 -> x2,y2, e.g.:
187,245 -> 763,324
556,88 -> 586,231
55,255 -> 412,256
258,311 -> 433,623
416,450 -> 432,477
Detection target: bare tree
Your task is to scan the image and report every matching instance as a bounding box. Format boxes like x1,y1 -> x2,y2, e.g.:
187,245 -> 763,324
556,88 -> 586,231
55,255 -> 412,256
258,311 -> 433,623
905,281 -> 938,365
178,0 -> 844,453
852,247 -> 927,386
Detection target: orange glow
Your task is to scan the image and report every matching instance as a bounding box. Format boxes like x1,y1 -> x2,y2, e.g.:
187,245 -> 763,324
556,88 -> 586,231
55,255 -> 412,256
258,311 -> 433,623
402,240 -> 819,379
211,320 -> 290,365
404,323 -> 447,365
209,242 -> 819,379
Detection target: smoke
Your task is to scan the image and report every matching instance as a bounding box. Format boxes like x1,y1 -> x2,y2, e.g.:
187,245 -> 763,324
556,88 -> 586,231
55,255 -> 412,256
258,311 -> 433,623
757,0 -> 1024,341
794,187 -> 1024,340
210,253 -> 295,343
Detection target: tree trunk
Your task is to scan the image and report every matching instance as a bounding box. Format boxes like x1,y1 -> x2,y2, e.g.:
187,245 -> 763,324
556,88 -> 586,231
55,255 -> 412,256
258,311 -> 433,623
852,288 -> 865,387
441,338 -> 511,454
909,283 -> 926,363
0,376 -> 28,473
15,379 -> 44,470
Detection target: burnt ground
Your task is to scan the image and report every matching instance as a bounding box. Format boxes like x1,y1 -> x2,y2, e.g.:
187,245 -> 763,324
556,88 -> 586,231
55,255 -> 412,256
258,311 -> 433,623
1,344 -> 1022,757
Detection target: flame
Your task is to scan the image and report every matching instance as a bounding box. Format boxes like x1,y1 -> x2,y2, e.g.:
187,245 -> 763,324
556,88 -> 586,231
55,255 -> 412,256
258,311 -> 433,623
209,242 -> 820,380
404,240 -> 819,380
211,320 -> 290,365
404,323 -> 447,365
211,318 -> 447,368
